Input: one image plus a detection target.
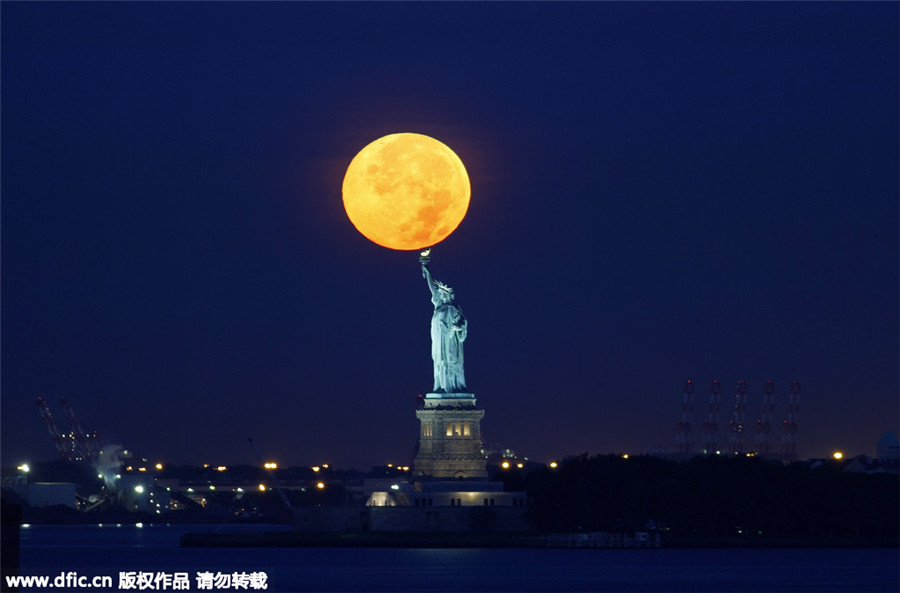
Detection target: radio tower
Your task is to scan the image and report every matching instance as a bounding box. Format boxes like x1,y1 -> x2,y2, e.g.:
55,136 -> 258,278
781,381 -> 800,460
700,380 -> 721,455
675,380 -> 695,457
729,380 -> 748,455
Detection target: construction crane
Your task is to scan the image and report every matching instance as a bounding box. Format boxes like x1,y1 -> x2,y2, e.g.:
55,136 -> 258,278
36,396 -> 69,459
36,396 -> 103,461
248,437 -> 292,511
60,396 -> 99,460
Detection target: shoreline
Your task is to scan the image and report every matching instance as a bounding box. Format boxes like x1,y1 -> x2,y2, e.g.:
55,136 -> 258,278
179,530 -> 899,549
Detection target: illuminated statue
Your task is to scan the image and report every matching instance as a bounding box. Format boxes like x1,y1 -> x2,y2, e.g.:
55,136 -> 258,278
420,249 -> 467,393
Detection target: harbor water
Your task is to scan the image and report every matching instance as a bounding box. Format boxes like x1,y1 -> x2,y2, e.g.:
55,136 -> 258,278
16,524 -> 900,592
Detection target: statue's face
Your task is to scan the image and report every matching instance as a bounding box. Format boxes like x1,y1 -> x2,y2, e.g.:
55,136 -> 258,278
438,290 -> 452,303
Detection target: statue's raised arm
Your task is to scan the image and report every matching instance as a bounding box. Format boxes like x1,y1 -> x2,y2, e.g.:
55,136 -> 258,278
421,253 -> 439,302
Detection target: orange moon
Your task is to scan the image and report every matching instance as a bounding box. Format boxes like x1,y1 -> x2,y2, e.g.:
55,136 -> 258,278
342,133 -> 470,251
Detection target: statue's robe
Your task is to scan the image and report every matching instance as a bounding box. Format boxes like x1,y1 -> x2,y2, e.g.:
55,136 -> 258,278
431,298 -> 467,392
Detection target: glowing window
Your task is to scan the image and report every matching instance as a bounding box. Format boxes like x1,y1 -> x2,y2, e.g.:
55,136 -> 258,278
423,423 -> 433,437
463,422 -> 471,436
445,423 -> 453,437
454,422 -> 462,436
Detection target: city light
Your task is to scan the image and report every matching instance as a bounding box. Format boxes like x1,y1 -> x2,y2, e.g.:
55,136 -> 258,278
17,464 -> 30,473
258,484 -> 267,492
516,462 -> 524,469
316,482 -> 325,489
134,485 -> 145,494
312,466 -> 321,472
501,461 -> 510,469
215,466 -> 227,472
621,454 -> 630,459
264,462 -> 277,469
833,451 -> 844,460
549,461 -> 558,469
155,463 -> 163,470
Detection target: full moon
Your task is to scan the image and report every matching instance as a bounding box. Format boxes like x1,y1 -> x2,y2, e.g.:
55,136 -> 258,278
342,133 -> 470,251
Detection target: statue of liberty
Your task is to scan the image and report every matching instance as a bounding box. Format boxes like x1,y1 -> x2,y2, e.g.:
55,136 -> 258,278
420,250 -> 467,393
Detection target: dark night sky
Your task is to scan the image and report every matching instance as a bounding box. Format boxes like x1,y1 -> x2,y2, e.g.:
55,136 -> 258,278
2,2 -> 897,470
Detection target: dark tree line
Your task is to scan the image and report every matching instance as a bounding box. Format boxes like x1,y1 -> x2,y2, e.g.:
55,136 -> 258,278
524,454 -> 899,539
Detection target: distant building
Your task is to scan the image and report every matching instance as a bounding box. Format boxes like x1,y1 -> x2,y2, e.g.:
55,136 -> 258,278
366,481 -> 525,508
842,455 -> 896,474
5,479 -> 76,509
876,431 -> 899,471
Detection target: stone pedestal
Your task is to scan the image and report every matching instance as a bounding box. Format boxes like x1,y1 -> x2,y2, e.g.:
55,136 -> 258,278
413,393 -> 487,479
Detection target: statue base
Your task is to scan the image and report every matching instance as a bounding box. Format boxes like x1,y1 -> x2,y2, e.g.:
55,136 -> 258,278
413,392 -> 487,480
422,392 -> 476,409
